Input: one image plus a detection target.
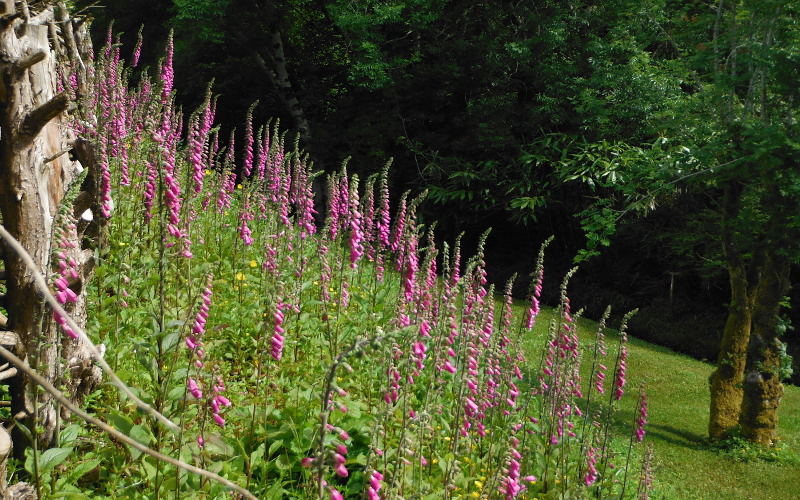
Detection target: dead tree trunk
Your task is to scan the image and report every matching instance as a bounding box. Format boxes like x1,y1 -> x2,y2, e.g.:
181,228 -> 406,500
0,0 -> 101,463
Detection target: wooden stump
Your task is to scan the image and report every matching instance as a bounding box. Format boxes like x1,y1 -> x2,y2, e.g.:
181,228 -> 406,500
0,426 -> 36,500
0,0 -> 101,456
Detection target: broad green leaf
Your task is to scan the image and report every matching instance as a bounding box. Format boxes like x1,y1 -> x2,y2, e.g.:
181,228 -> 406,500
39,447 -> 73,473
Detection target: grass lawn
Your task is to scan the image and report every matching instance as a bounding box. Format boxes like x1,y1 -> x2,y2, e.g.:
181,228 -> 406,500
557,310 -> 800,500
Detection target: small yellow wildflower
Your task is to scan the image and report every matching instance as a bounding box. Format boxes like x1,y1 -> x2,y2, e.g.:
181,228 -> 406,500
474,480 -> 483,489
237,184 -> 243,190
235,272 -> 245,281
249,260 -> 258,268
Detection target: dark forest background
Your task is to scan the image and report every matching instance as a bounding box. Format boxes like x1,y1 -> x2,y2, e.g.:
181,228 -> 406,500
75,0 -> 800,382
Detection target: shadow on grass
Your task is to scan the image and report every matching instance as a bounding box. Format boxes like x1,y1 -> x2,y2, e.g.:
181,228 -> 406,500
645,423 -> 707,448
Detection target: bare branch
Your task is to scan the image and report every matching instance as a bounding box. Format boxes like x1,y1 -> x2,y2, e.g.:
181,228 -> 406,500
0,223 -> 179,431
0,344 -> 258,500
20,91 -> 69,139
9,49 -> 46,74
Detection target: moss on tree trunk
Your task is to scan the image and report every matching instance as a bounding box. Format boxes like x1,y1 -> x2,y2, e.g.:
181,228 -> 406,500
739,253 -> 790,445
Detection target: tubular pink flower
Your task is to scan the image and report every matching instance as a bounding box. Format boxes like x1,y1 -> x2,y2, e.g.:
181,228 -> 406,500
292,159 -> 317,238
132,27 -> 143,67
278,164 -> 291,227
636,389 -> 648,442
337,169 -> 349,231
361,178 -> 376,259
349,176 -> 364,268
377,165 -> 391,249
390,194 -> 407,253
585,447 -> 598,486
526,255 -> 545,329
256,127 -> 270,180
614,336 -> 628,401
326,175 -> 340,239
160,31 -> 174,104
188,378 -> 203,399
218,169 -> 236,213
367,469 -> 384,499
212,413 -> 226,427
243,104 -> 256,177
239,196 -> 255,246
271,303 -> 286,361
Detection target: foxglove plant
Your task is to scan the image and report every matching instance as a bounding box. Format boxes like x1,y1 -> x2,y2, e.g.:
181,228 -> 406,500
271,301 -> 286,361
238,195 -> 255,246
614,329 -> 629,401
348,175 -> 364,269
187,274 -> 214,368
621,384 -> 649,497
376,162 -> 392,250
242,102 -> 257,178
51,217 -> 80,339
159,31 -> 174,105
526,237 -> 550,330
78,29 -> 657,498
294,159 -> 317,239
131,26 -> 143,68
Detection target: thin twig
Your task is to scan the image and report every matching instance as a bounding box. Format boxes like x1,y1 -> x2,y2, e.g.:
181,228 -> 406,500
0,344 -> 257,500
0,223 -> 179,431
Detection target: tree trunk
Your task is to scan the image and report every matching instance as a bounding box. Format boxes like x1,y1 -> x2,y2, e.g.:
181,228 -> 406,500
739,248 -> 791,445
241,0 -> 313,146
708,181 -> 756,440
0,2 -> 101,455
708,263 -> 753,440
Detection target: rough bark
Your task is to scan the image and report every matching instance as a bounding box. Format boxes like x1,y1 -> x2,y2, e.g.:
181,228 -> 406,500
708,181 -> 757,440
708,266 -> 753,439
739,245 -> 791,445
0,2 -> 101,458
241,0 -> 313,146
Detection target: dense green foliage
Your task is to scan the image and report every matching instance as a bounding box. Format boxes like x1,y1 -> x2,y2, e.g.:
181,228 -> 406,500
72,0 -> 800,437
14,32 -> 658,498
